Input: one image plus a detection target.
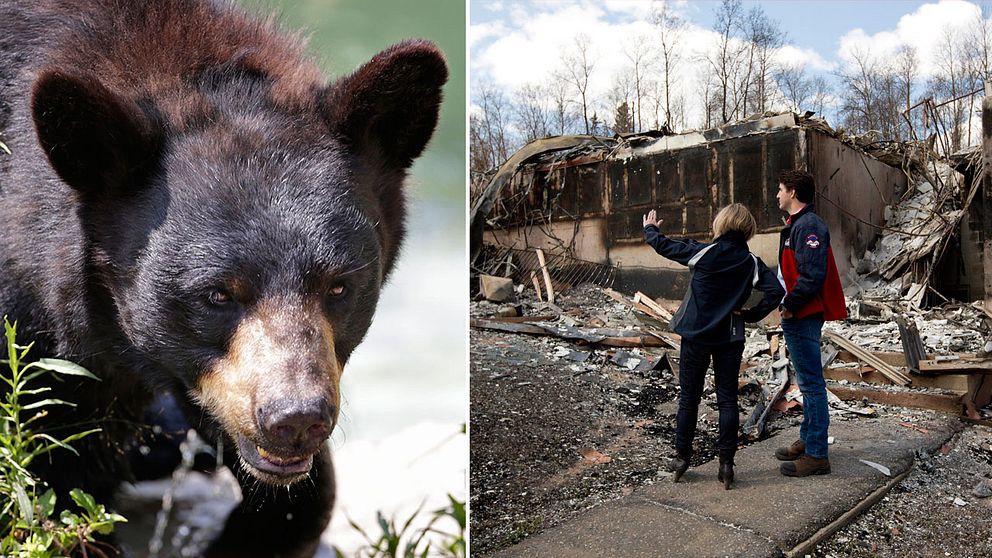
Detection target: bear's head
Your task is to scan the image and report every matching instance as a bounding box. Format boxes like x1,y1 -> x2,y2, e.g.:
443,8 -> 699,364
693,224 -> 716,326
30,41 -> 447,485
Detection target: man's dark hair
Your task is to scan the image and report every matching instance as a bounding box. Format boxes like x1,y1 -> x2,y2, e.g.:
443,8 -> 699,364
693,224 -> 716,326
778,170 -> 815,204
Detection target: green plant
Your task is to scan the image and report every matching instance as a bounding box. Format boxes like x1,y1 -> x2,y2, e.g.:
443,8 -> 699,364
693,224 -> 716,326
338,494 -> 466,558
0,317 -> 126,557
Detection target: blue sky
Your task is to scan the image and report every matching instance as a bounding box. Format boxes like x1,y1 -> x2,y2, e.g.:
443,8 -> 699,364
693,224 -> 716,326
690,1 -> 930,55
470,0 -> 978,129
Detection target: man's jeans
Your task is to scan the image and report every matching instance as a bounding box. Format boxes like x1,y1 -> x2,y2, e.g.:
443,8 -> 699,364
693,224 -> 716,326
781,314 -> 829,459
675,339 -> 745,456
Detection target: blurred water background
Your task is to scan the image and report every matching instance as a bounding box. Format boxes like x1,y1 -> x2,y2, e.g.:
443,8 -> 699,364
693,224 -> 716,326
116,1 -> 466,555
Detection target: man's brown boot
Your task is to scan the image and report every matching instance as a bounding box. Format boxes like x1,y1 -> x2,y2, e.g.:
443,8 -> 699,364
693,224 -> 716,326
774,439 -> 805,461
780,454 -> 831,477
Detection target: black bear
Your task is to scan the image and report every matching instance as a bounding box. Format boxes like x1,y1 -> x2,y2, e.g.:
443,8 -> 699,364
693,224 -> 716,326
0,0 -> 447,556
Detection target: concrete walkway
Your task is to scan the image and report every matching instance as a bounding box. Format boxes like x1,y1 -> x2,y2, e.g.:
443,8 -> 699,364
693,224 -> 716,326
495,415 -> 960,558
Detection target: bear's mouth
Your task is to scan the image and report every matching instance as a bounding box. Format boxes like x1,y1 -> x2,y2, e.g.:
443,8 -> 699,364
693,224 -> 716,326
234,434 -> 315,485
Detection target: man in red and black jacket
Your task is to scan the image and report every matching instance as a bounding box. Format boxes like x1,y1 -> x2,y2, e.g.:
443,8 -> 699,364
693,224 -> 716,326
774,170 -> 847,477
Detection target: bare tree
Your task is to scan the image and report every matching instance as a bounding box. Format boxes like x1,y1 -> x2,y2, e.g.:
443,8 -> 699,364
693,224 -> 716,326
513,84 -> 552,143
808,76 -> 832,117
965,5 -> 992,83
623,35 -> 656,133
742,6 -> 785,114
560,34 -> 597,134
475,83 -> 512,169
707,0 -> 746,124
775,63 -> 814,112
651,3 -> 687,128
838,46 -> 882,135
963,7 -> 992,146
469,114 -> 490,176
548,74 -> 576,135
930,27 -> 969,151
893,44 -> 919,140
701,67 -> 721,128
607,68 -> 634,132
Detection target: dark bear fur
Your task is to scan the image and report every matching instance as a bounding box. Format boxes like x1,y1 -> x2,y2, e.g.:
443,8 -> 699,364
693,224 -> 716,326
0,1 -> 447,556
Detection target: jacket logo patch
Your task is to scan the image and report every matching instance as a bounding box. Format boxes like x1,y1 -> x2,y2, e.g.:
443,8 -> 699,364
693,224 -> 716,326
784,239 -> 790,247
805,234 -> 820,249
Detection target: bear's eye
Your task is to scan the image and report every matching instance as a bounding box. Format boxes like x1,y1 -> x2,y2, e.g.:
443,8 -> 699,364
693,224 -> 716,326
328,284 -> 347,298
207,288 -> 233,306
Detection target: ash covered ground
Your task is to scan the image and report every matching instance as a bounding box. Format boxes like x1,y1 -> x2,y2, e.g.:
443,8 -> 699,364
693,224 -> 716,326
470,284 -> 992,557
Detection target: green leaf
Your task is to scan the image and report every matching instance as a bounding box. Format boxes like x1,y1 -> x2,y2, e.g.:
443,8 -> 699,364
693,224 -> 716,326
60,509 -> 82,527
27,433 -> 83,459
12,483 -> 33,526
446,494 -> 466,528
21,399 -> 75,410
37,489 -> 56,519
376,511 -> 391,540
15,387 -> 52,396
70,489 -> 100,516
28,359 -> 99,380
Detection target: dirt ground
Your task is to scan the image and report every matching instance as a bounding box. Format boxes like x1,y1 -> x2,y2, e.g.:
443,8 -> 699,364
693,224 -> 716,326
813,422 -> 992,557
469,285 -> 992,557
469,286 -> 780,555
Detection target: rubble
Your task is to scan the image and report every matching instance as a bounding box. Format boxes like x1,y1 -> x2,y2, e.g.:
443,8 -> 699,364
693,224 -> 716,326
480,274 -> 514,302
472,270 -> 992,556
471,108 -> 992,556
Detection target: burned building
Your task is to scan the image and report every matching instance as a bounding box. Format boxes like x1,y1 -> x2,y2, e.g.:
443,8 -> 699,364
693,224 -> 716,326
472,113 -> 978,302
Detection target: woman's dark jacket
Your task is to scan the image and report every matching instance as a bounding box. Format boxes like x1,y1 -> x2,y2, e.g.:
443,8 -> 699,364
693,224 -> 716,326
643,226 -> 784,345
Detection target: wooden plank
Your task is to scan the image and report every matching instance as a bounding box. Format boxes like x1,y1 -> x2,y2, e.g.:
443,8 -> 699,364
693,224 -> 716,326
834,350 -> 907,367
633,302 -> 660,316
633,291 -> 674,321
601,288 -> 629,306
530,271 -> 544,302
828,384 -> 962,414
486,315 -> 556,324
823,331 -> 912,385
535,249 -> 555,304
919,359 -> 992,374
643,329 -> 681,351
470,319 -> 667,347
823,367 -> 969,393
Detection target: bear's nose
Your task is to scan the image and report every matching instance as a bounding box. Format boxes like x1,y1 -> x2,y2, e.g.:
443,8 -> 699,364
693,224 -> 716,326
256,397 -> 333,452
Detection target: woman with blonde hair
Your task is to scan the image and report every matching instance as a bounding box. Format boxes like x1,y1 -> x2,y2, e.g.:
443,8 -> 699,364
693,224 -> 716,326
643,203 -> 784,489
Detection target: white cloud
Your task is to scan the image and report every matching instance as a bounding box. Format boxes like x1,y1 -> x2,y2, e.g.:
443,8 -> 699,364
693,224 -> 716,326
470,1 -> 732,129
468,20 -> 508,50
776,45 -> 837,73
472,1 -> 982,132
837,1 -> 980,76
601,0 -> 659,21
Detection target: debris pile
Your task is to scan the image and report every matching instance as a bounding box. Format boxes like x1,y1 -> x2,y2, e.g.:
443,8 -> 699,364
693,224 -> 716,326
848,160 -> 972,306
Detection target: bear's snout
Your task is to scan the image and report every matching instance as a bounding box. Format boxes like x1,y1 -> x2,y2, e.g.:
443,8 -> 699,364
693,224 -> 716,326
257,397 -> 333,454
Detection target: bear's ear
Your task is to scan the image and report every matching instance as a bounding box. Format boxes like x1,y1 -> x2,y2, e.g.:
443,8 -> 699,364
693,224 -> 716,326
323,40 -> 448,169
32,70 -> 161,198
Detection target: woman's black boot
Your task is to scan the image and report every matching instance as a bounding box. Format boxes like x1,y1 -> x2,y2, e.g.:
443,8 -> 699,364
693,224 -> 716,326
671,450 -> 690,483
717,450 -> 735,490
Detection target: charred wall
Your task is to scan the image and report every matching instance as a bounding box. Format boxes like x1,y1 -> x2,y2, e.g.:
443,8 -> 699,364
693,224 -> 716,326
484,126 -> 906,299
807,129 -> 906,279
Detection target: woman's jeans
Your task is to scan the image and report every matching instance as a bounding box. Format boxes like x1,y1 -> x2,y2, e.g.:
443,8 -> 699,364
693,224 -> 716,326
781,314 -> 829,459
675,339 -> 745,457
